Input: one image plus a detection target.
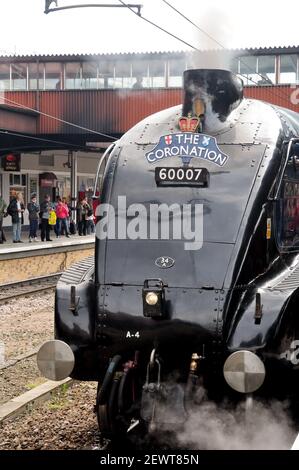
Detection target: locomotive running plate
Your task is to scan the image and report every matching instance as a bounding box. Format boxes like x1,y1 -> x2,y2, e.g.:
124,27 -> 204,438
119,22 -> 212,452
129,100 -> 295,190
155,166 -> 209,187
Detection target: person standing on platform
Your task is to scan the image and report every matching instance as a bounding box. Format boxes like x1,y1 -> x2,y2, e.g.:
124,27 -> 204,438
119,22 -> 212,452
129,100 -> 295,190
7,192 -> 25,243
86,202 -> 95,234
0,195 -> 7,244
40,194 -> 53,242
77,197 -> 90,236
27,193 -> 40,242
56,197 -> 70,238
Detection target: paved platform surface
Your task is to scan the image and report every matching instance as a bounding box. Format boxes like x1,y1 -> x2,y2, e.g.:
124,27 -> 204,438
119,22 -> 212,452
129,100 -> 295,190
0,233 -> 95,257
0,224 -> 94,255
1,226 -> 93,248
0,230 -> 95,283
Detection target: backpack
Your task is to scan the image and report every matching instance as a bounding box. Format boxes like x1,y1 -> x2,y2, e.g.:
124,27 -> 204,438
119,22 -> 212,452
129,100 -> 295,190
69,220 -> 76,235
6,202 -> 13,216
48,210 -> 57,225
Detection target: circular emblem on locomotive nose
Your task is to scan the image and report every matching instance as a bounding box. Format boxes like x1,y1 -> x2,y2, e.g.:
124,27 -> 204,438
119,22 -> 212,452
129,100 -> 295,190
155,256 -> 175,268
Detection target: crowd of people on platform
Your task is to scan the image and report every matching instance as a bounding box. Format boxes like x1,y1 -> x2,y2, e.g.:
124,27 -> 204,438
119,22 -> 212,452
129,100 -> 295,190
0,192 -> 95,244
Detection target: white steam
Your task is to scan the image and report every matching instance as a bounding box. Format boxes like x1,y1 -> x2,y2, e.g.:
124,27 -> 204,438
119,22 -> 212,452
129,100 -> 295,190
175,399 -> 297,450
190,5 -> 239,71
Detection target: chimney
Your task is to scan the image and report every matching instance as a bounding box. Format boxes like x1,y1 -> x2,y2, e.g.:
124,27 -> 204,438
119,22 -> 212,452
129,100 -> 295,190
182,69 -> 243,132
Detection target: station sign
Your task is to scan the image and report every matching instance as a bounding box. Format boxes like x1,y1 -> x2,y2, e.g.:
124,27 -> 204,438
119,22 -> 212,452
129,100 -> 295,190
2,153 -> 21,172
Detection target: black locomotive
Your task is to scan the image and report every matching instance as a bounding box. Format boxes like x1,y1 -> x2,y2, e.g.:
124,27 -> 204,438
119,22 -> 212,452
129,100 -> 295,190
38,69 -> 299,439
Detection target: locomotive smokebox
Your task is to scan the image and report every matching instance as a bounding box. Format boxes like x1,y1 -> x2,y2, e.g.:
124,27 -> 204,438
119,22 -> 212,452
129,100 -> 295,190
182,69 -> 243,131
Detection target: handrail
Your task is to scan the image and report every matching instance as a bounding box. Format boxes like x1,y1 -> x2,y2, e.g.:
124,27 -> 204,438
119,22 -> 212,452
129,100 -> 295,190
273,137 -> 299,200
92,143 -> 116,199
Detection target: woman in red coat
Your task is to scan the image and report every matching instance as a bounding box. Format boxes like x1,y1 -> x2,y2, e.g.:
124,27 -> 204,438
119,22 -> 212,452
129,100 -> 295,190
55,197 -> 70,238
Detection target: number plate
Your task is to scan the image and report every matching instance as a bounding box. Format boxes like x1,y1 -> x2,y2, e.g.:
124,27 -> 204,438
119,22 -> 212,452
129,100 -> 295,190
155,167 -> 209,187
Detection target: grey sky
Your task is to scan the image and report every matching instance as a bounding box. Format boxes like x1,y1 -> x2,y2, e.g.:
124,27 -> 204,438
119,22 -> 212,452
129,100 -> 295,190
0,0 -> 298,56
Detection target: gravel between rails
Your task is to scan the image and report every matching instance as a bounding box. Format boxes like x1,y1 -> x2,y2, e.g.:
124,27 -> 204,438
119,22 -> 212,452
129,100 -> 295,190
0,356 -> 46,405
0,291 -> 54,404
0,381 -> 101,450
0,291 -> 54,361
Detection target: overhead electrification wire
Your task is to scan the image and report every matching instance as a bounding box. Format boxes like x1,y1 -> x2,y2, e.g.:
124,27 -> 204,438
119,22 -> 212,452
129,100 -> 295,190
1,96 -> 117,141
118,0 -> 292,107
117,0 -> 199,51
160,0 -> 292,105
161,0 -> 224,50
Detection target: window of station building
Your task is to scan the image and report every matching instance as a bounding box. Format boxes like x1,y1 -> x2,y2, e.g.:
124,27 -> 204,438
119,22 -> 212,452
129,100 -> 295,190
279,54 -> 298,84
9,174 -> 26,186
79,176 -> 95,201
82,62 -> 98,89
132,61 -> 149,88
45,62 -> 63,90
57,177 -> 71,199
65,62 -> 82,89
9,173 -> 27,205
11,63 -> 27,90
256,55 -> 276,85
148,60 -> 166,88
114,62 -> 132,88
28,63 -> 44,90
168,58 -> 186,87
239,56 -> 259,86
230,57 -> 239,75
98,61 -> 114,88
0,64 -> 10,90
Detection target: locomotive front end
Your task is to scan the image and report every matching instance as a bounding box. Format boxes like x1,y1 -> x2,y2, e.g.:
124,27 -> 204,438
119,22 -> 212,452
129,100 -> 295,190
37,68 -> 299,438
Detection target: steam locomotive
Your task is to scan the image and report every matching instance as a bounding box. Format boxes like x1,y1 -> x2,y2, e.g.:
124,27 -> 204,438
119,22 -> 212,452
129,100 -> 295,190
38,69 -> 299,440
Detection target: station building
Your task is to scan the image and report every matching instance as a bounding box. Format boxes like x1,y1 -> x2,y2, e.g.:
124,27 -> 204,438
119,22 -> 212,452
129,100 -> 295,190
0,47 -> 298,226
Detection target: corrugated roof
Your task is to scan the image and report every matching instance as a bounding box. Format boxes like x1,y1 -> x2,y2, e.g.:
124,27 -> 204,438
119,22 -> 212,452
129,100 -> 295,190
0,46 -> 298,61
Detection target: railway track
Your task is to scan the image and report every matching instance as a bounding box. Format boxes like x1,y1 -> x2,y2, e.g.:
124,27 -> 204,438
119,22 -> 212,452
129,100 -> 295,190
0,348 -> 38,371
0,273 -> 61,305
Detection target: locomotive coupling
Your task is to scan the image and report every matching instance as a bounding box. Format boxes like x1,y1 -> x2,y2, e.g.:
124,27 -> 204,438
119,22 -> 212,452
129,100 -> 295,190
223,350 -> 265,394
37,340 -> 75,381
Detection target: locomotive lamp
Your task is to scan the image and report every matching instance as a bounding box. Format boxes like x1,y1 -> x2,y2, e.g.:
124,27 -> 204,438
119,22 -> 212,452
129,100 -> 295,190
143,279 -> 165,318
145,292 -> 159,306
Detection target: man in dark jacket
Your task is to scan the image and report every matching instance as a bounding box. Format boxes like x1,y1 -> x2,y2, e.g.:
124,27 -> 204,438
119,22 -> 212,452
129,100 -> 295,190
77,197 -> 90,236
0,195 -> 7,244
27,193 -> 40,242
40,194 -> 53,242
7,192 -> 25,243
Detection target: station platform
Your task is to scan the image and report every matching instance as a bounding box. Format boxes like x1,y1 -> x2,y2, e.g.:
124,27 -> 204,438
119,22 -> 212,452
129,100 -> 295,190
0,231 -> 95,284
